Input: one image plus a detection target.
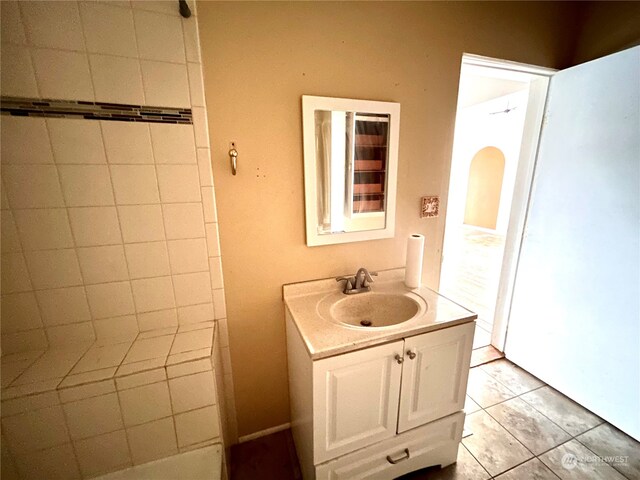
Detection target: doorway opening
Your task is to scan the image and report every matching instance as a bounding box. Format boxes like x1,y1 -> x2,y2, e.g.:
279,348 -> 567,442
440,54 -> 554,354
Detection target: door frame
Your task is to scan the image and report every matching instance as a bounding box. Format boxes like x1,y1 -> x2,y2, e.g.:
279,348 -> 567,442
440,54 -> 556,351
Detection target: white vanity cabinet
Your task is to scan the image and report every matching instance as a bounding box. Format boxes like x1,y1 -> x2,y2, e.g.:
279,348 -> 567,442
286,310 -> 474,480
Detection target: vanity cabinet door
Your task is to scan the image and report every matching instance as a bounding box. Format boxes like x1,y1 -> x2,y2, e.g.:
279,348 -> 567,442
312,340 -> 404,464
397,322 -> 474,433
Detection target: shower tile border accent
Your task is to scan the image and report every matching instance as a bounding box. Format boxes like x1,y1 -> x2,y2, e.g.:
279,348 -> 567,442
0,96 -> 192,125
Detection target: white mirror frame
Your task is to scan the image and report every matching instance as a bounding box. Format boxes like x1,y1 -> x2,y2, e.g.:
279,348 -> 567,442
302,95 -> 400,246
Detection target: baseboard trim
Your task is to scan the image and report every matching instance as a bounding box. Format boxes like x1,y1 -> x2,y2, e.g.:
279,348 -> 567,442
237,423 -> 291,444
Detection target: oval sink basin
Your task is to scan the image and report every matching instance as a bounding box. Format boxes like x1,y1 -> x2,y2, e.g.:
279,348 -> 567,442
329,293 -> 420,328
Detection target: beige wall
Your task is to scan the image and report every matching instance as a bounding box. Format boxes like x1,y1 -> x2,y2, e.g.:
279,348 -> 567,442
197,1 -> 581,436
464,147 -> 505,230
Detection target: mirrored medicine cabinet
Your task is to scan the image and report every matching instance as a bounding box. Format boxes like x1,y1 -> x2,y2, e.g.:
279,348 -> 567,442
302,96 -> 400,246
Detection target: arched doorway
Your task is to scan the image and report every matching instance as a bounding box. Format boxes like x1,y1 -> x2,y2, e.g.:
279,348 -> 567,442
464,146 -> 505,230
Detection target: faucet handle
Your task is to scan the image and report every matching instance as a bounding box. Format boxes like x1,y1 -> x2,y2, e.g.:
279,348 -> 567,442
336,276 -> 354,294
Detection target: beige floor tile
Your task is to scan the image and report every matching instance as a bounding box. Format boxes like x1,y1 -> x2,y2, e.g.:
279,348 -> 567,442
494,458 -> 559,480
539,439 -> 626,480
466,367 -> 516,408
461,410 -> 533,477
487,397 -> 571,455
399,444 -> 490,479
464,395 -> 482,414
521,386 -> 603,437
480,359 -> 544,395
577,423 -> 640,480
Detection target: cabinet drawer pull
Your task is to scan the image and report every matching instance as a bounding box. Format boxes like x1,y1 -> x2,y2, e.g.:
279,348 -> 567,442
386,448 -> 410,464
407,349 -> 416,360
394,354 -> 404,364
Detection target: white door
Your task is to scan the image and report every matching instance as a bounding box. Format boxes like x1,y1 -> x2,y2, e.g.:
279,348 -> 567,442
397,323 -> 474,433
506,46 -> 640,440
312,340 -> 404,464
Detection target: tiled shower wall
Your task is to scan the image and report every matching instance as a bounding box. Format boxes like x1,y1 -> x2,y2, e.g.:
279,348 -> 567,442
0,0 -> 237,457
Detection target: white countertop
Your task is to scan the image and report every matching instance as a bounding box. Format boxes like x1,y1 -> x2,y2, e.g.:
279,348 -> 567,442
283,268 -> 477,360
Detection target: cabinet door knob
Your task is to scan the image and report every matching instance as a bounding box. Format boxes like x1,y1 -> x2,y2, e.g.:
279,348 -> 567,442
386,448 -> 410,464
407,349 -> 417,360
394,354 -> 404,364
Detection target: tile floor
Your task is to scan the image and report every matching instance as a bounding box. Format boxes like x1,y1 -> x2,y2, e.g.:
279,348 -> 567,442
231,358 -> 639,480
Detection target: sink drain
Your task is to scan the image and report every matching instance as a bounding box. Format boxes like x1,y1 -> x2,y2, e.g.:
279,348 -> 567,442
360,320 -> 373,327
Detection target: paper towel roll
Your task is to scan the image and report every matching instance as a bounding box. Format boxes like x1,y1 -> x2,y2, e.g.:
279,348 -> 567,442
405,234 -> 425,288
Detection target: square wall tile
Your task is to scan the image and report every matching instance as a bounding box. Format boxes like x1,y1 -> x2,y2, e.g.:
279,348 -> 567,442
137,308 -> 178,331
212,289 -> 226,320
2,165 -> 64,208
1,331 -> 48,356
205,223 -> 220,257
71,343 -> 131,374
1,405 -> 70,453
162,203 -> 205,240
47,118 -> 106,164
149,124 -> 196,164
209,256 -> 224,289
68,207 -> 122,246
169,370 -> 216,414
77,245 -> 129,284
177,303 -> 214,325
25,249 -> 83,290
123,335 -> 173,364
46,322 -> 95,346
141,60 -> 190,108
58,164 -> 115,207
1,253 -> 31,294
111,165 -> 160,204
124,241 -> 170,279
1,116 -> 52,165
64,392 -> 124,440
201,186 -> 216,223
101,121 -> 154,164
156,164 -> 201,203
13,208 -> 74,251
36,286 -> 91,326
0,292 -> 43,333
131,276 -> 175,312
1,1 -> 27,45
86,281 -> 135,319
175,406 -> 219,448
196,149 -> 213,186
192,107 -> 209,147
93,315 -> 138,342
173,272 -> 212,307
131,0 -> 179,16
183,19 -> 201,63
14,443 -> 81,480
119,381 -> 172,427
0,45 -> 39,97
74,429 -> 131,478
187,62 -> 204,107
20,1 -> 85,50
118,205 -> 165,243
32,48 -> 94,100
89,54 -> 144,105
127,417 -> 177,465
80,2 -> 137,57
1,211 -> 21,253
134,9 -> 185,63
170,329 -> 213,355
167,238 -> 208,274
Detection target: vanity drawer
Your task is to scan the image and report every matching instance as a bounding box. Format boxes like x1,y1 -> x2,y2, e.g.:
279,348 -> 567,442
315,411 -> 464,480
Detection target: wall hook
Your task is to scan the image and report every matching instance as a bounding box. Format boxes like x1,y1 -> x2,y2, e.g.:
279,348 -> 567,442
178,0 -> 191,18
229,143 -> 238,175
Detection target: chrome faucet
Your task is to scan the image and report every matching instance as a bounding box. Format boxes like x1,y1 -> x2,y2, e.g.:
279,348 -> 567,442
336,267 -> 378,295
